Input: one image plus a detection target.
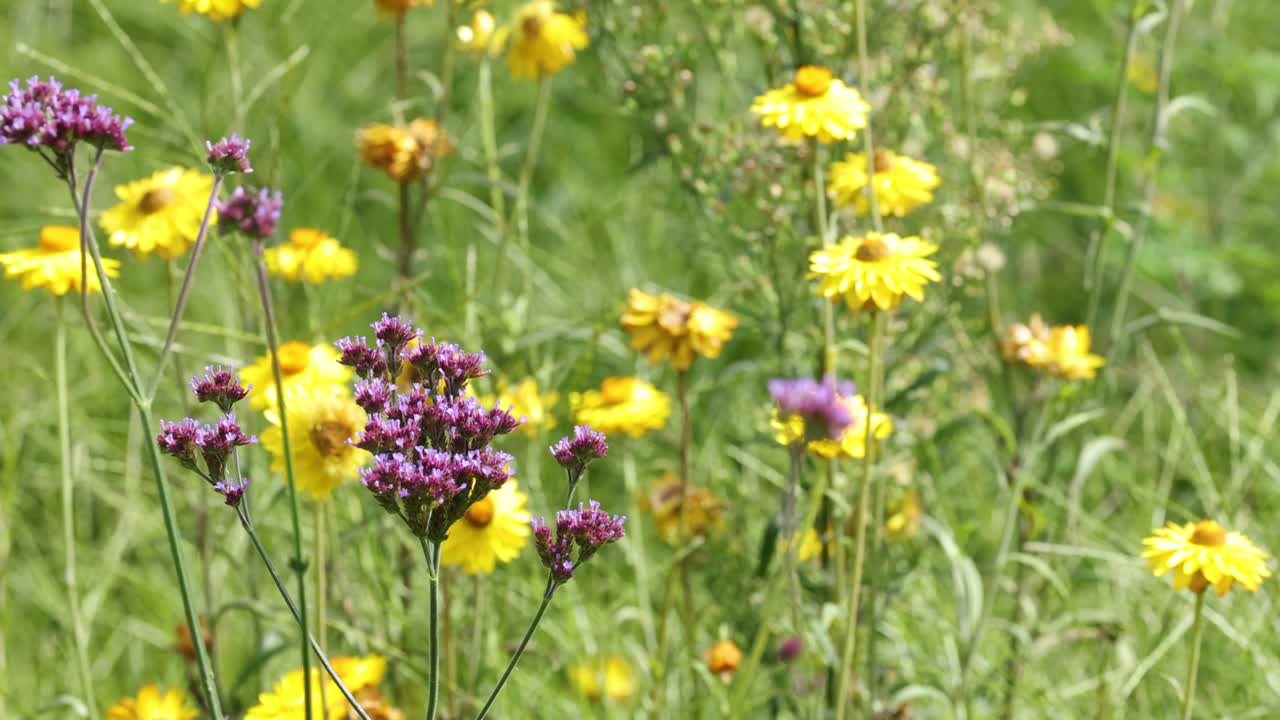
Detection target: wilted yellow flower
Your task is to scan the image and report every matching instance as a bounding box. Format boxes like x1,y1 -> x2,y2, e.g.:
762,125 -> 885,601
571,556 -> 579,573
508,1 -> 588,79
828,150 -> 941,217
440,481 -> 531,575
163,0 -> 261,22
478,378 -> 559,437
884,490 -> 921,542
246,655 -> 387,720
0,226 -> 119,296
810,232 -> 941,311
1000,314 -> 1052,365
705,640 -> 742,679
358,119 -> 452,184
640,471 -> 726,543
571,655 -> 635,704
265,228 -> 358,284
100,167 -> 216,261
571,377 -> 671,438
773,392 -> 893,459
374,0 -> 431,15
241,341 -> 351,411
261,388 -> 369,500
1002,317 -> 1105,381
1142,519 -> 1270,596
751,65 -> 870,143
621,289 -> 738,371
107,685 -> 198,720
457,10 -> 498,55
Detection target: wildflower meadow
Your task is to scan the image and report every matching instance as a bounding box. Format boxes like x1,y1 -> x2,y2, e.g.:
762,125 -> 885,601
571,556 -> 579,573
4,1 -> 1280,718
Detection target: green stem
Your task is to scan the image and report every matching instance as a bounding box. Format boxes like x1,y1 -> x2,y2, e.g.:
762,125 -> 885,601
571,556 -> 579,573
474,581 -> 556,720
250,244 -> 312,720
1180,592 -> 1206,720
315,502 -> 329,713
57,298 -> 97,716
421,537 -> 442,720
835,310 -> 884,720
481,59 -> 511,294
511,77 -> 552,295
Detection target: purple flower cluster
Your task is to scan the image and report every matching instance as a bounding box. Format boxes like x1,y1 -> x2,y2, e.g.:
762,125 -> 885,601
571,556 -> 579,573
190,366 -> 252,411
217,186 -> 282,240
1,76 -> 132,170
205,133 -> 252,175
339,315 -> 523,541
549,425 -> 608,480
768,376 -> 856,441
532,501 -> 627,585
157,368 -> 255,507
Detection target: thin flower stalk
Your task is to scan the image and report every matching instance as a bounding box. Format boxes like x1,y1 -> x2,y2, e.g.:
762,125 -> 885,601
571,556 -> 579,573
473,580 -> 555,720
421,537 -> 442,720
481,59 -> 508,290
502,76 -> 552,294
1181,591 -> 1206,720
250,240 -> 315,720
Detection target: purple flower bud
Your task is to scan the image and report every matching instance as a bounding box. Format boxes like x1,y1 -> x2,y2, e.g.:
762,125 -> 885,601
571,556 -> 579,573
531,500 -> 626,587
214,477 -> 250,507
776,636 -> 803,663
157,418 -> 201,468
768,376 -> 855,441
402,339 -> 489,397
372,313 -> 419,350
205,133 -> 252,174
549,425 -> 608,477
335,336 -> 386,379
216,185 -> 283,240
190,366 -> 251,412
353,378 -> 395,414
195,414 -> 256,481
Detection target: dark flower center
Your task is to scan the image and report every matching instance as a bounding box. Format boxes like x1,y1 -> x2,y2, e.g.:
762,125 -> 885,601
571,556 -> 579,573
855,236 -> 892,262
465,496 -> 496,528
139,187 -> 175,214
310,420 -> 352,457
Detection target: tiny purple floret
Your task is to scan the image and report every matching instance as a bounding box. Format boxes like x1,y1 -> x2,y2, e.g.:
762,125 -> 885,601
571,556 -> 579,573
216,185 -> 283,240
549,425 -> 608,477
768,376 -> 855,441
205,133 -> 252,175
190,366 -> 251,412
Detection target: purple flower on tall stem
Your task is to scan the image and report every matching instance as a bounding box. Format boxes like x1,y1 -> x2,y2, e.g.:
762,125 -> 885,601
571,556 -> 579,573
157,418 -> 201,468
768,376 -> 855,441
531,500 -> 627,587
549,425 -> 608,486
214,478 -> 250,507
1,76 -> 132,176
205,133 -> 252,175
190,366 -> 252,412
217,186 -> 283,240
335,336 -> 387,379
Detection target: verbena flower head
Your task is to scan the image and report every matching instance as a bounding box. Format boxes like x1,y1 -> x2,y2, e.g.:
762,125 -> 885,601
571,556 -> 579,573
810,232 -> 941,311
507,1 -> 589,80
621,289 -> 739,371
771,390 -> 892,459
439,480 -> 531,576
106,684 -> 199,720
570,377 -> 671,438
205,133 -> 252,175
216,185 -> 283,241
1142,519 -> 1270,596
768,376 -> 855,442
1,76 -> 132,175
101,167 -> 217,261
340,317 -> 524,541
213,477 -> 250,507
264,228 -> 357,283
0,225 -> 119,296
531,500 -> 626,585
828,150 -> 941,217
157,414 -> 256,484
190,366 -> 251,412
549,425 -> 608,478
164,0 -> 262,23
751,66 -> 869,143
358,119 -> 451,184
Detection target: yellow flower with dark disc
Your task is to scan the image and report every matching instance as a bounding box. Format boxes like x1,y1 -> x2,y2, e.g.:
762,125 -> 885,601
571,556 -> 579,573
621,289 -> 738,371
163,0 -> 261,22
265,228 -> 358,283
107,685 -> 199,720
100,167 -> 216,260
1142,519 -> 1270,596
751,66 -> 870,143
0,226 -> 119,296
570,377 -> 670,438
440,481 -> 531,576
240,341 -> 352,411
640,471 -> 726,543
810,232 -> 941,311
261,387 -> 369,500
358,119 -> 452,184
570,655 -> 635,704
507,1 -> 588,79
828,150 -> 940,217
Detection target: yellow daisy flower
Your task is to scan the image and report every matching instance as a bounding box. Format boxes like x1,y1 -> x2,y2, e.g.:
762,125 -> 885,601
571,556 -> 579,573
265,229 -> 358,284
810,232 -> 941,311
374,0 -> 431,15
100,167 -> 216,261
570,655 -> 636,704
106,685 -> 199,720
570,377 -> 671,438
621,289 -> 739,371
1142,519 -> 1270,596
439,480 -> 531,575
261,388 -> 369,500
357,119 -> 452,184
751,65 -> 870,144
246,654 -> 387,720
1037,325 -> 1106,381
507,1 -> 588,80
241,341 -> 351,411
163,0 -> 262,22
457,10 -> 499,55
477,378 -> 559,438
773,392 -> 893,459
884,490 -> 921,542
0,225 -> 119,296
639,471 -> 726,543
828,150 -> 941,217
